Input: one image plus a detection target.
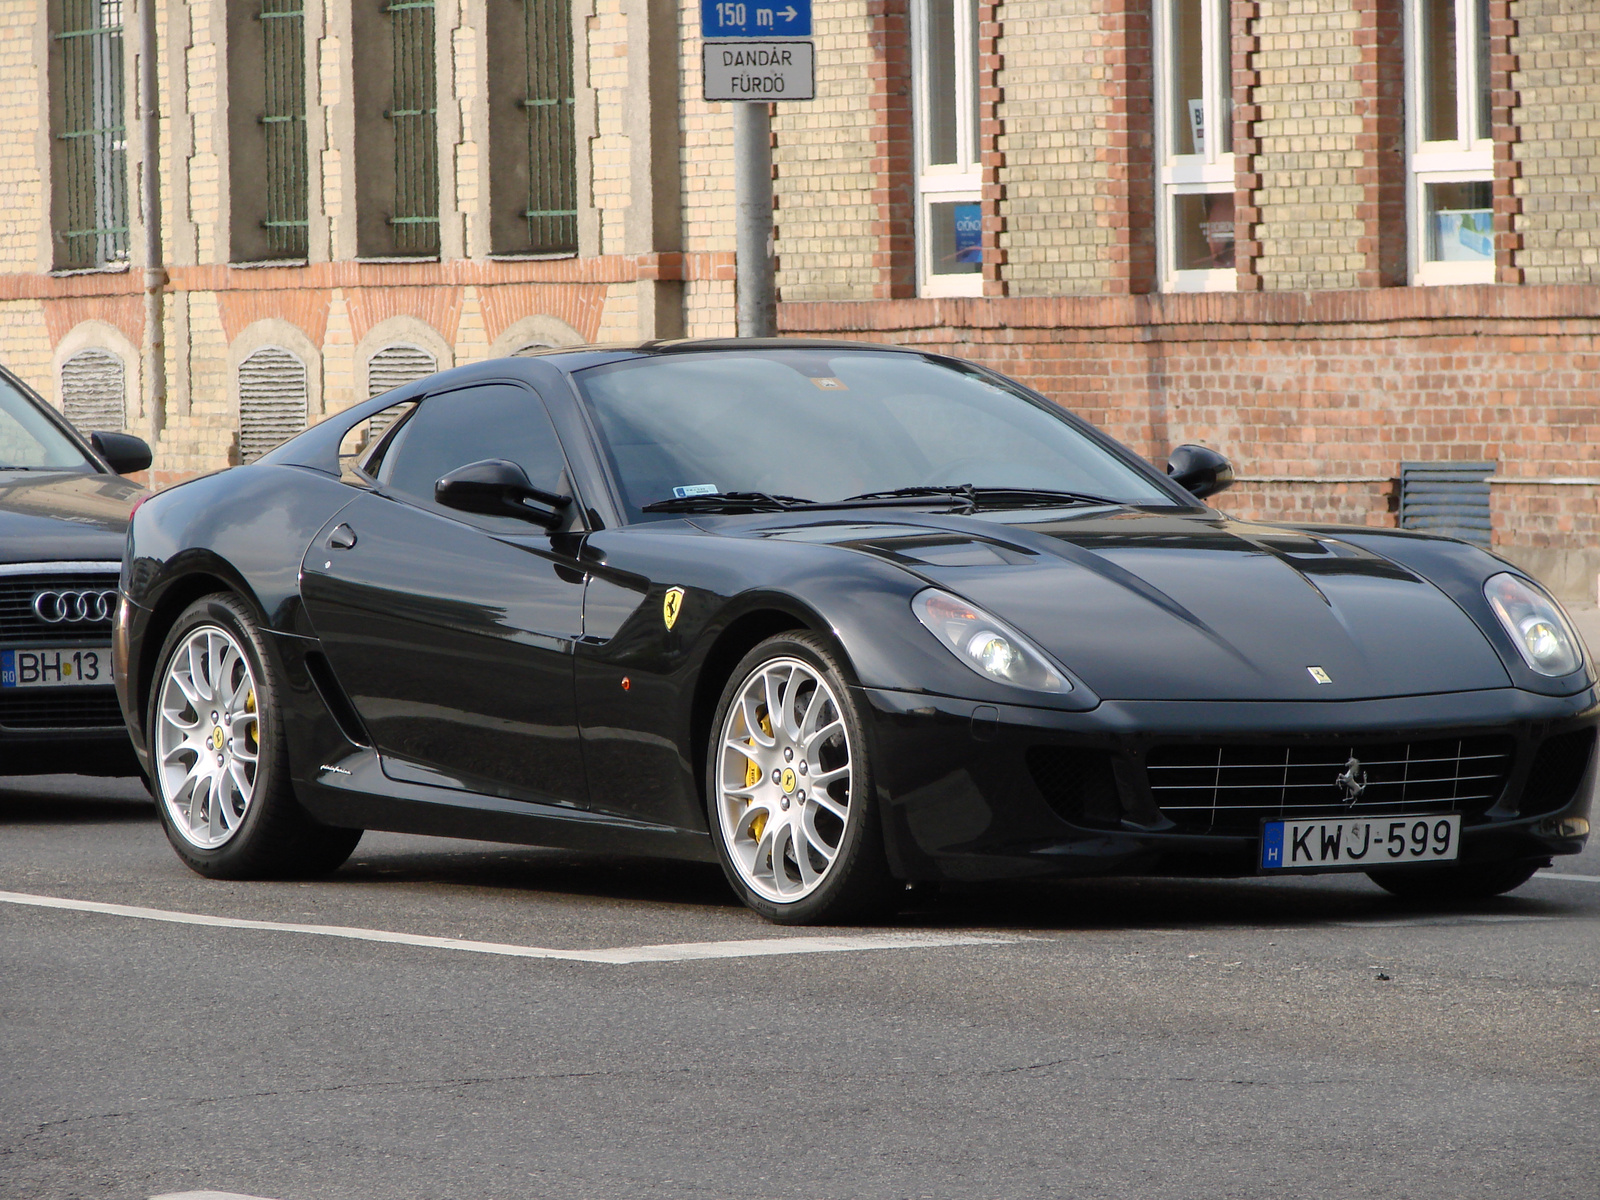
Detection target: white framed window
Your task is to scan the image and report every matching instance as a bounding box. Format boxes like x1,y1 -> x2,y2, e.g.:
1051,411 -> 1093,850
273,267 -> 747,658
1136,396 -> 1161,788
1408,0 -> 1493,285
1154,0 -> 1235,291
911,0 -> 982,297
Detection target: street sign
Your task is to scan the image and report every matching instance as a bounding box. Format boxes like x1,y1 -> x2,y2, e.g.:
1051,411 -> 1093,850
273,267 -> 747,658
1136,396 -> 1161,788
701,0 -> 811,39
703,40 -> 815,101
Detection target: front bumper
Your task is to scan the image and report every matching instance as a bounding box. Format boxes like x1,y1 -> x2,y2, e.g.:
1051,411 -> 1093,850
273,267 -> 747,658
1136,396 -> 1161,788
865,685 -> 1598,883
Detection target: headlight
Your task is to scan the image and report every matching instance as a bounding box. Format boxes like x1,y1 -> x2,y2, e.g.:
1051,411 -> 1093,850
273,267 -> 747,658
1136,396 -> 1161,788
1484,572 -> 1584,676
912,588 -> 1069,692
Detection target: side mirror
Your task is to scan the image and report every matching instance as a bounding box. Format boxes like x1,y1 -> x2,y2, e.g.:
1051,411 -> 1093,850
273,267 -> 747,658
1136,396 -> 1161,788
1166,443 -> 1235,500
434,458 -> 572,529
90,430 -> 153,475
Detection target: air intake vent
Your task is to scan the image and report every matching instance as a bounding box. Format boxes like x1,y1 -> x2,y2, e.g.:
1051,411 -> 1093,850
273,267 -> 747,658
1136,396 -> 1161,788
1520,728 -> 1596,818
1399,462 -> 1495,547
1026,746 -> 1122,828
60,348 -> 126,434
367,343 -> 438,398
238,346 -> 309,463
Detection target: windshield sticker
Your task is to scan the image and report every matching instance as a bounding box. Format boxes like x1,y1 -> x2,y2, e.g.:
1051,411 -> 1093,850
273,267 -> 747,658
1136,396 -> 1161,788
672,483 -> 719,498
809,377 -> 848,391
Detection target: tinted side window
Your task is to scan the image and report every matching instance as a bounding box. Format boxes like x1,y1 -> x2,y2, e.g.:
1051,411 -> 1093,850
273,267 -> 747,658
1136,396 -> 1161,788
380,383 -> 570,516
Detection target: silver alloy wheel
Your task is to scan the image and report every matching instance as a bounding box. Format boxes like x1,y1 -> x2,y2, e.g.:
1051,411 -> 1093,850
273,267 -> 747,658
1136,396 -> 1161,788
716,655 -> 854,903
154,624 -> 261,849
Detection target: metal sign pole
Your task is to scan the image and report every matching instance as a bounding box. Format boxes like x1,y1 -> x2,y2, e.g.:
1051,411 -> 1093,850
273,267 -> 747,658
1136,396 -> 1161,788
734,101 -> 775,338
701,0 -> 813,340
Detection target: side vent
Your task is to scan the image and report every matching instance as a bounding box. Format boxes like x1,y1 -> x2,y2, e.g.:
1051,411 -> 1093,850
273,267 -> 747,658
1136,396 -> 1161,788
1520,727 -> 1597,818
303,650 -> 372,748
60,348 -> 127,434
1399,461 -> 1495,547
1026,746 -> 1123,829
238,346 -> 309,463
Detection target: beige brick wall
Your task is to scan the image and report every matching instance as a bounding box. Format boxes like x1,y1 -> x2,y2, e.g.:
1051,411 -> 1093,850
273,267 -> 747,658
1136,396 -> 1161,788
996,0 -> 1114,295
770,0 -> 879,301
1511,0 -> 1600,285
0,5 -> 43,273
588,0 -> 631,255
1251,0 -> 1366,290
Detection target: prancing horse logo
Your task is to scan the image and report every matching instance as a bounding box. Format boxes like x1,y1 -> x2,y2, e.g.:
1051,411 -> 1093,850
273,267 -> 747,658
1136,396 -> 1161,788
1335,756 -> 1368,805
662,586 -> 685,631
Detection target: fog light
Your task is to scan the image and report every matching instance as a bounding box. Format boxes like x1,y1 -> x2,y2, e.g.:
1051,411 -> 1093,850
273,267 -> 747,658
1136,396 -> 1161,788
1560,817 -> 1590,838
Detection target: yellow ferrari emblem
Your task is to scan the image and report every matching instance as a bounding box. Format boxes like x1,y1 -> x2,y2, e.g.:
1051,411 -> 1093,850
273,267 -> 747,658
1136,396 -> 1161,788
662,586 -> 685,630
212,727 -> 225,750
780,767 -> 796,793
1307,666 -> 1333,685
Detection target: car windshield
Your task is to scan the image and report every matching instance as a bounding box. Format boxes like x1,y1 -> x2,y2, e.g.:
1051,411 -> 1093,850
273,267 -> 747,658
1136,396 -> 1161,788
0,376 -> 94,471
574,350 -> 1174,521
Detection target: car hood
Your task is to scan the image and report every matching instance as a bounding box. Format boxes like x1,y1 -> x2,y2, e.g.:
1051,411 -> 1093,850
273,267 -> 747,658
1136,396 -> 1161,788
756,509 -> 1514,701
0,470 -> 142,563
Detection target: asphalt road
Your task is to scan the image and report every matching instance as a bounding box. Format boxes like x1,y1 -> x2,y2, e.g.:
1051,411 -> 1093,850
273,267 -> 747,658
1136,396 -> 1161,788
3,774 -> 1599,1200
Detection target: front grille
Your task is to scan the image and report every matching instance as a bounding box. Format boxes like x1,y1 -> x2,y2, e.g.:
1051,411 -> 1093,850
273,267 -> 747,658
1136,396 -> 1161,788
0,571 -> 119,640
1147,737 -> 1516,834
0,689 -> 125,730
1520,728 -> 1596,817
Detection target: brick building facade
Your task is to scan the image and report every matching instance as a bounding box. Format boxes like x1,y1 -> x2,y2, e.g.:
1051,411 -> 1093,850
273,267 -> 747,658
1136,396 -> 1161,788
1,1 -> 1597,593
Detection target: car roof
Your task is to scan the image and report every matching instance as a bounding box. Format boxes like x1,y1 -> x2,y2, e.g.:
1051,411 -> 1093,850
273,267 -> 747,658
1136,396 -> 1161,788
518,338 -> 923,371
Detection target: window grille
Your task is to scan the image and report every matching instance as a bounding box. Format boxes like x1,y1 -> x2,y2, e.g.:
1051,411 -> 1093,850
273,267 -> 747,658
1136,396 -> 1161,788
261,1 -> 309,258
55,0 -> 129,269
238,346 -> 308,463
60,348 -> 126,433
387,1 -> 439,254
521,0 -> 577,253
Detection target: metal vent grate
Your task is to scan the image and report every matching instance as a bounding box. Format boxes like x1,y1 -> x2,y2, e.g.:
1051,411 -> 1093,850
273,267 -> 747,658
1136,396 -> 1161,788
367,343 -> 437,398
238,345 -> 308,463
60,347 -> 126,434
1398,461 -> 1495,547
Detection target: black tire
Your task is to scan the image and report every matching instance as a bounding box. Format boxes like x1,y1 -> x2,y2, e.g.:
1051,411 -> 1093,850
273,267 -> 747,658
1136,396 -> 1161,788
705,631 -> 899,925
1367,859 -> 1542,902
147,593 -> 362,879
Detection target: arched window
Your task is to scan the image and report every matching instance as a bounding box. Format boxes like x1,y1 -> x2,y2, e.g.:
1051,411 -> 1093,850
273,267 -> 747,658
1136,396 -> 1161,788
367,343 -> 438,398
238,345 -> 308,463
60,348 -> 127,434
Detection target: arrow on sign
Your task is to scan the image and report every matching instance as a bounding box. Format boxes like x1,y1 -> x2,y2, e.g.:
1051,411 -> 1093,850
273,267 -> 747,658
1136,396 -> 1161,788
778,5 -> 797,19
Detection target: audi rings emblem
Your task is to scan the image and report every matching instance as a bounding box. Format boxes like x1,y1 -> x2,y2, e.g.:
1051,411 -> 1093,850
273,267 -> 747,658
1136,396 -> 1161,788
32,589 -> 119,624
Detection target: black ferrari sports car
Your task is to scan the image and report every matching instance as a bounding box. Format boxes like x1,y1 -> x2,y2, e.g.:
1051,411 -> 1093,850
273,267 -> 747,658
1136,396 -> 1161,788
116,340 -> 1595,922
0,364 -> 149,777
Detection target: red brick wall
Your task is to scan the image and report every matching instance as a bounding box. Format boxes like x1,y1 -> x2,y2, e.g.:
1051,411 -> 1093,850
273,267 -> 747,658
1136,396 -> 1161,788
780,284 -> 1600,548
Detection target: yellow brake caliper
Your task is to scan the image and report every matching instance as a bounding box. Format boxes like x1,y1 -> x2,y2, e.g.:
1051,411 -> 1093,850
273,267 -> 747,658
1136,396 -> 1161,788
746,710 -> 772,844
246,688 -> 257,749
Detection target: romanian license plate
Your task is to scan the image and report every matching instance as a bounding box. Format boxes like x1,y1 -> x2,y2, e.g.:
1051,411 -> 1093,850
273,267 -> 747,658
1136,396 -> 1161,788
1260,813 -> 1460,872
0,646 -> 111,688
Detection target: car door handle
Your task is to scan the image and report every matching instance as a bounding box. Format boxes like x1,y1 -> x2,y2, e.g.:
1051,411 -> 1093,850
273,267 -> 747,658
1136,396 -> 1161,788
327,524 -> 357,550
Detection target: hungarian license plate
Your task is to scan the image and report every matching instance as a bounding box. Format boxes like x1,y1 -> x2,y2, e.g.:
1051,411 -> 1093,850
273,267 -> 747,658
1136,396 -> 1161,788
1260,813 -> 1460,872
0,646 -> 110,688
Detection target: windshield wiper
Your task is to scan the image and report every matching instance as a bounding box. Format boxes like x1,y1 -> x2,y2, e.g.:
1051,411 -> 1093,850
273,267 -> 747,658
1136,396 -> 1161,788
840,485 -> 976,506
965,486 -> 1122,508
641,491 -> 814,514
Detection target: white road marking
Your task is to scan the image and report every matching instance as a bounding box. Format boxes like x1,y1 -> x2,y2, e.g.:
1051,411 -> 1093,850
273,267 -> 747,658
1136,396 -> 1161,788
1539,871 -> 1600,883
0,890 -> 1012,964
151,1193 -> 281,1200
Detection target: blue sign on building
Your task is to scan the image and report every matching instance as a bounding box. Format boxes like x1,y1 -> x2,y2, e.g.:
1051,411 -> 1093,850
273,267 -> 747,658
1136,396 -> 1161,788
953,203 -> 983,263
702,0 -> 811,39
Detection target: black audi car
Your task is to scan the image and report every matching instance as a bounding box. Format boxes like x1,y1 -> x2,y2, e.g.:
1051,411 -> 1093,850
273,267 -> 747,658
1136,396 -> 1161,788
0,366 -> 150,776
116,341 -> 1595,922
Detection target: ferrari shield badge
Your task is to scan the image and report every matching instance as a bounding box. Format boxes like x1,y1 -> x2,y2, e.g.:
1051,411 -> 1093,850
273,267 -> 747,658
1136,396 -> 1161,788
1307,665 -> 1333,684
662,587 -> 685,631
